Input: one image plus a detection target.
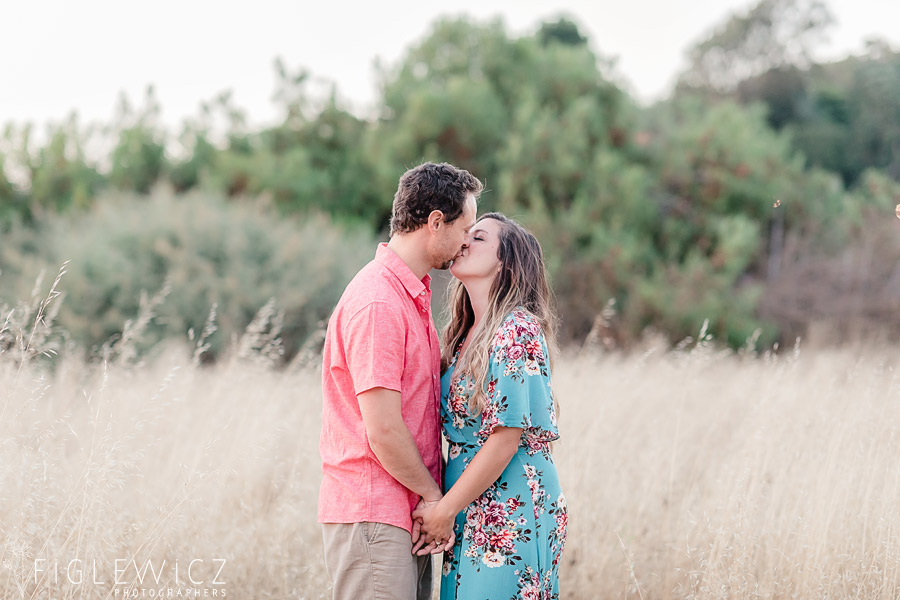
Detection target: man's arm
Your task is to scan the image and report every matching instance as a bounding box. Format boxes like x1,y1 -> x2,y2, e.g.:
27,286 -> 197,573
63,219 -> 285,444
358,387 -> 442,502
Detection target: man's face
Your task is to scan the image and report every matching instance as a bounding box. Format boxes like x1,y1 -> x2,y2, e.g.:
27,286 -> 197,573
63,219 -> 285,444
430,194 -> 477,270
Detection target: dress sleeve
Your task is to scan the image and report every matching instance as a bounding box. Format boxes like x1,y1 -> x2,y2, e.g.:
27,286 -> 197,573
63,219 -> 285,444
477,311 -> 559,447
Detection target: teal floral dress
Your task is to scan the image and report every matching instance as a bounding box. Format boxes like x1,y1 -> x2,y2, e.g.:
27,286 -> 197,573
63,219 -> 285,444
440,309 -> 567,600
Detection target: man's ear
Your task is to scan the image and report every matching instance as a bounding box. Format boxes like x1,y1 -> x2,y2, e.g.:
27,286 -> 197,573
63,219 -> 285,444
427,210 -> 444,233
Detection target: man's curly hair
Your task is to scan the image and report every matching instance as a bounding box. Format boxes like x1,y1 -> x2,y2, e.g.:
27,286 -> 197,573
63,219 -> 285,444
390,162 -> 483,236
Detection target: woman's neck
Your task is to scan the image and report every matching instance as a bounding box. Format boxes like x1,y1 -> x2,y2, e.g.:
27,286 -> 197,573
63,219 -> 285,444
464,279 -> 492,330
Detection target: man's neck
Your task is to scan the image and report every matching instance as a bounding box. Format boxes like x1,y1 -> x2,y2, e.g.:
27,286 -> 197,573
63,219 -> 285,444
386,234 -> 430,280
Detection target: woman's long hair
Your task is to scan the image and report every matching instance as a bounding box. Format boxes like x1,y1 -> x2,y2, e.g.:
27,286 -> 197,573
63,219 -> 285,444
440,213 -> 558,414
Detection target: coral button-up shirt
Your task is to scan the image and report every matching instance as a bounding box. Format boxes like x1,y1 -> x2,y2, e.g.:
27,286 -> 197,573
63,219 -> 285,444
318,243 -> 442,534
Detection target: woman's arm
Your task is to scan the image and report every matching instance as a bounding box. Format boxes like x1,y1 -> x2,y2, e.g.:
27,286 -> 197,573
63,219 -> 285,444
412,425 -> 522,554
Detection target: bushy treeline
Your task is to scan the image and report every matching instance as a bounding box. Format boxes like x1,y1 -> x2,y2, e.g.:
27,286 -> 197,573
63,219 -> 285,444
2,7 -> 899,360
678,0 -> 900,188
0,192 -> 375,362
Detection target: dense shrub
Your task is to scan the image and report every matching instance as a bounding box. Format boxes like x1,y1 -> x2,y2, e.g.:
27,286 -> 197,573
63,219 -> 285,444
0,189 -> 376,361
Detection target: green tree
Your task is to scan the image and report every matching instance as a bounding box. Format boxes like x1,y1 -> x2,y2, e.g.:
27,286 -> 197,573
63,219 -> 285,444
779,42 -> 900,185
108,87 -> 168,193
18,116 -> 105,219
680,0 -> 834,93
369,17 -> 515,206
370,17 -> 613,217
0,142 -> 27,229
736,66 -> 808,129
537,17 -> 588,47
844,46 -> 900,181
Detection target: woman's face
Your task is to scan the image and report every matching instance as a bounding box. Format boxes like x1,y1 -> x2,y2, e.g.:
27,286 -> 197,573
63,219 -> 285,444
449,217 -> 502,283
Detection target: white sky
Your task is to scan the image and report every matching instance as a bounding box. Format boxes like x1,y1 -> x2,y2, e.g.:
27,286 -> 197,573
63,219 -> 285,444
1,0 -> 898,131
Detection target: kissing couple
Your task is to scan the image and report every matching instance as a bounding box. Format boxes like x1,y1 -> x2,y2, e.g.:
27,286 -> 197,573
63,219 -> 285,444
319,162 -> 567,599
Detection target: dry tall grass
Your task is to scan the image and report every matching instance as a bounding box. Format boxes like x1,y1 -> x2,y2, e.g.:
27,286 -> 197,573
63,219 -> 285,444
557,341 -> 900,599
2,305 -> 900,598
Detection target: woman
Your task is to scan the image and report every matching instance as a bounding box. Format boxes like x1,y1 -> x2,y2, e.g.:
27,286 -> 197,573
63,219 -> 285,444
412,213 -> 567,599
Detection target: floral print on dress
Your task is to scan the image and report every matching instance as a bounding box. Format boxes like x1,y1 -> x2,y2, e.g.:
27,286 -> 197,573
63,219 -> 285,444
548,494 -> 568,568
512,566 -> 556,600
460,484 -> 531,570
439,308 -> 567,600
524,464 -> 547,521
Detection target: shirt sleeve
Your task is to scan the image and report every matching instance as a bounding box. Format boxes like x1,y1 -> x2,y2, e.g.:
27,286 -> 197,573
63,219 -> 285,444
343,302 -> 406,396
477,311 -> 559,448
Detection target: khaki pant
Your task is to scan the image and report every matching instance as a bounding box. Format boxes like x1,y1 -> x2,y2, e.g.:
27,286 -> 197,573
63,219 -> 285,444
322,522 -> 433,600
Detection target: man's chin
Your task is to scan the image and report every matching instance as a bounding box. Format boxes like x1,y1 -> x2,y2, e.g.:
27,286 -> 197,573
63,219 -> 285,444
436,260 -> 453,270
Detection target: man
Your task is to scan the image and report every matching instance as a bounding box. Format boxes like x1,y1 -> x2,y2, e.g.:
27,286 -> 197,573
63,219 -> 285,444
319,162 -> 482,600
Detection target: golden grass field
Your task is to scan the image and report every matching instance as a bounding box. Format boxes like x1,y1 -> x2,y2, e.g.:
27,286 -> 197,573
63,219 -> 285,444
2,319 -> 900,598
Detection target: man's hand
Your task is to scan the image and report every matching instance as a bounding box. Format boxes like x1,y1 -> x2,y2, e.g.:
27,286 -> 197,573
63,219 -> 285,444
411,498 -> 455,555
410,498 -> 425,548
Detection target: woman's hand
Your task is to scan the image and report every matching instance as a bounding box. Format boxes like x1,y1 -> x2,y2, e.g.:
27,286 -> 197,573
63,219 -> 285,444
411,498 -> 456,555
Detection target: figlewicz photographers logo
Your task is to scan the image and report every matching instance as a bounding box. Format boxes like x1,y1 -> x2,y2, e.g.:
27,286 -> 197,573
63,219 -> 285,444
31,557 -> 228,597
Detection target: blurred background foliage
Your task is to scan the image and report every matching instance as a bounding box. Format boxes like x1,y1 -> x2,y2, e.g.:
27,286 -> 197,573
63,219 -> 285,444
0,191 -> 375,362
2,0 -> 900,362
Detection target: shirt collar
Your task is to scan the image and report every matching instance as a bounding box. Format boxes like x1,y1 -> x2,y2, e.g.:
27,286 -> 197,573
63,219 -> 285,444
375,243 -> 431,299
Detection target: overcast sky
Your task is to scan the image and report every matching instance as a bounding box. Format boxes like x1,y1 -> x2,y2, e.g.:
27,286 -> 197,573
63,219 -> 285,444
2,0 -> 898,131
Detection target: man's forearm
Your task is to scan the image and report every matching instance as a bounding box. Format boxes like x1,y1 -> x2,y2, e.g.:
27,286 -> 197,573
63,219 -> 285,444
358,387 -> 442,502
369,427 -> 442,501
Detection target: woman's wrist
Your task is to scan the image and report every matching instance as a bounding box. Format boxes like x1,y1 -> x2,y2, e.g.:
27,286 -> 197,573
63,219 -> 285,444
437,495 -> 460,523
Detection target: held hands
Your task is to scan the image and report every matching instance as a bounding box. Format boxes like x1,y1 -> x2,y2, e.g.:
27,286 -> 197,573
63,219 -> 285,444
410,497 -> 455,556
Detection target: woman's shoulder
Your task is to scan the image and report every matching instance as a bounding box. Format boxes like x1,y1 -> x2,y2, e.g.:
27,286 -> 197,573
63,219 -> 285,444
492,307 -> 544,347
506,307 -> 540,326
489,308 -> 550,371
